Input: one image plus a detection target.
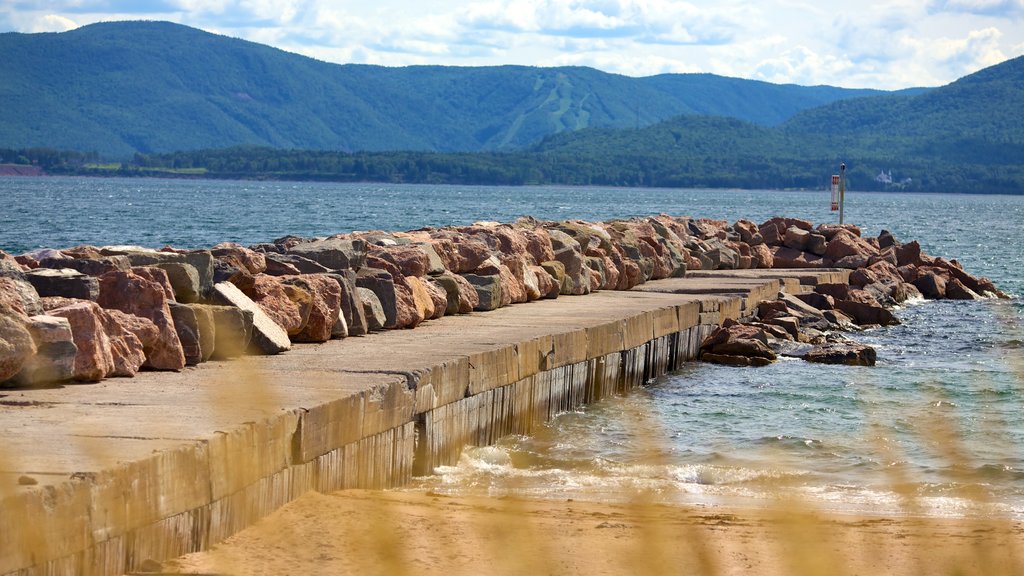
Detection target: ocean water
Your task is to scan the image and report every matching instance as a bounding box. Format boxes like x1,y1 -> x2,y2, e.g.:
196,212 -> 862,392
2,176 -> 1022,518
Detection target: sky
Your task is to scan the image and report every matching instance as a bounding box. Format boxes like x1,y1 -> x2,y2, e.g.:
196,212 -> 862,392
2,0 -> 1023,89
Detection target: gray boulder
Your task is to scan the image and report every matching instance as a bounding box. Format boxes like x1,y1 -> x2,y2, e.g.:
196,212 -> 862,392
26,268 -> 99,301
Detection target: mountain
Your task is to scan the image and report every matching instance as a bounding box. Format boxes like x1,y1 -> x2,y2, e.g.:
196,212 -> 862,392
0,20 -> 891,158
781,54 -> 1024,165
515,54 -> 1024,192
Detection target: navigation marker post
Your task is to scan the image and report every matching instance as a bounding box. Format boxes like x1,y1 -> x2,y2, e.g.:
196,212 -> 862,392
830,163 -> 847,224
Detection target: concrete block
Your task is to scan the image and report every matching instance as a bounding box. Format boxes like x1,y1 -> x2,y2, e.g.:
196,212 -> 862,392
515,334 -> 553,381
549,328 -> 587,368
677,301 -> 701,329
652,306 -> 680,339
88,442 -> 212,546
468,344 -> 520,395
586,320 -> 624,359
362,380 -> 417,438
207,412 -> 299,501
622,312 -> 653,350
293,394 -> 365,464
211,282 -> 291,355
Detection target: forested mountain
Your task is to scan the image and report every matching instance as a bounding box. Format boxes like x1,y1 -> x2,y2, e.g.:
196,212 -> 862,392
71,54 -> 1019,194
0,20 -> 889,158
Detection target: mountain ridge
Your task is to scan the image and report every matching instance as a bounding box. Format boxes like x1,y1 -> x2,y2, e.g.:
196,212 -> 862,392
0,20 -> 899,158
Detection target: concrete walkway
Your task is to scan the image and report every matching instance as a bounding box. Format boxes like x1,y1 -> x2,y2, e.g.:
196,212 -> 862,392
0,269 -> 846,576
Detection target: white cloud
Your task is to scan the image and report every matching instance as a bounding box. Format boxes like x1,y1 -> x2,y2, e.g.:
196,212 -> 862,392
27,13 -> 79,32
1,0 -> 1022,88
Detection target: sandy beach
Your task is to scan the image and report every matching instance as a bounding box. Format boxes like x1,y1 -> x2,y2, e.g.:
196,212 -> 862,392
159,489 -> 1024,576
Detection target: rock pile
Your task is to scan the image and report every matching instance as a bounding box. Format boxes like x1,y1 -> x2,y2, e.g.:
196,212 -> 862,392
1,215 -> 1004,386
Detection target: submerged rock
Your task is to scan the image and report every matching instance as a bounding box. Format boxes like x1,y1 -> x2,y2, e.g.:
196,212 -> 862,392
804,342 -> 877,366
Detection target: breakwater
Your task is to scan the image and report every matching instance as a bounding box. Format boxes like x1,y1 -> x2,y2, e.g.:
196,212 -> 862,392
0,213 -> 1002,575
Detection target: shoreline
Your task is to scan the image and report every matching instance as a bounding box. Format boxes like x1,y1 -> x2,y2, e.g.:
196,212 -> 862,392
5,170 -> 1024,197
162,488 -> 1024,576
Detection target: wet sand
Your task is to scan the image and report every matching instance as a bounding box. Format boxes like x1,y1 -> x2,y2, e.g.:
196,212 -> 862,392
161,489 -> 1024,576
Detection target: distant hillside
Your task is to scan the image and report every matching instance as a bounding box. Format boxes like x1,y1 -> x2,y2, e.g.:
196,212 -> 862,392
782,54 -> 1024,166
9,53 -> 1022,193
529,54 -> 1024,192
0,20 -> 890,158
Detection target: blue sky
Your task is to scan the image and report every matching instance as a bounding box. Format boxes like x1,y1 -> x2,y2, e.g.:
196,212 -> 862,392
2,0 -> 1022,89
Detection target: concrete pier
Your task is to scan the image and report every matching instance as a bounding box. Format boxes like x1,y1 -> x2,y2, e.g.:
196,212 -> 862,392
0,269 -> 847,576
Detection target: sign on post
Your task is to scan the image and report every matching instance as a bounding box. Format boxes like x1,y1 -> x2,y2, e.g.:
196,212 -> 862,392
830,175 -> 840,211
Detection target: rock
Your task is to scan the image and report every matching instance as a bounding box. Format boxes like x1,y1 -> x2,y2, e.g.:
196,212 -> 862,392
372,244 -> 432,277
733,220 -> 763,246
421,278 -> 449,320
98,309 -> 150,377
210,282 -> 291,354
7,315 -> 76,386
264,252 -> 331,275
794,292 -> 835,311
541,261 -> 570,295
279,275 -> 342,342
168,302 -> 203,365
462,273 -> 504,311
289,237 -> 367,271
891,281 -> 923,303
704,238 -> 740,270
757,300 -> 789,320
763,315 -> 801,340
180,304 -> 215,363
98,270 -> 185,371
700,323 -> 776,365
816,224 -> 862,240
770,247 -> 832,269
0,312 -> 36,382
833,254 -> 871,269
911,272 -> 947,299
815,283 -> 851,301
212,243 -> 267,275
263,257 -> 302,276
530,265 -> 560,299
356,287 -> 388,331
47,302 -> 114,381
431,273 -> 478,314
495,258 -> 527,304
822,309 -> 858,330
518,225 -> 556,265
405,276 -> 437,321
356,268 -> 398,329
835,300 -> 901,326
130,266 -> 176,301
804,343 -> 876,366
945,278 -> 981,300
105,249 -> 216,299
150,262 -> 201,303
770,339 -> 816,358
806,233 -> 828,256
0,276 -> 44,317
37,255 -> 129,276
778,293 -> 827,319
547,229 -> 591,295
701,352 -> 774,367
750,244 -> 774,269
783,226 -> 810,251
759,223 -> 782,246
824,232 -> 877,263
328,271 -> 368,337
232,274 -> 307,335
203,304 -> 254,360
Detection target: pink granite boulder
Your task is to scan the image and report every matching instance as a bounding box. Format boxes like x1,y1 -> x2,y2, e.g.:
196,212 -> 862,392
98,270 -> 185,371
